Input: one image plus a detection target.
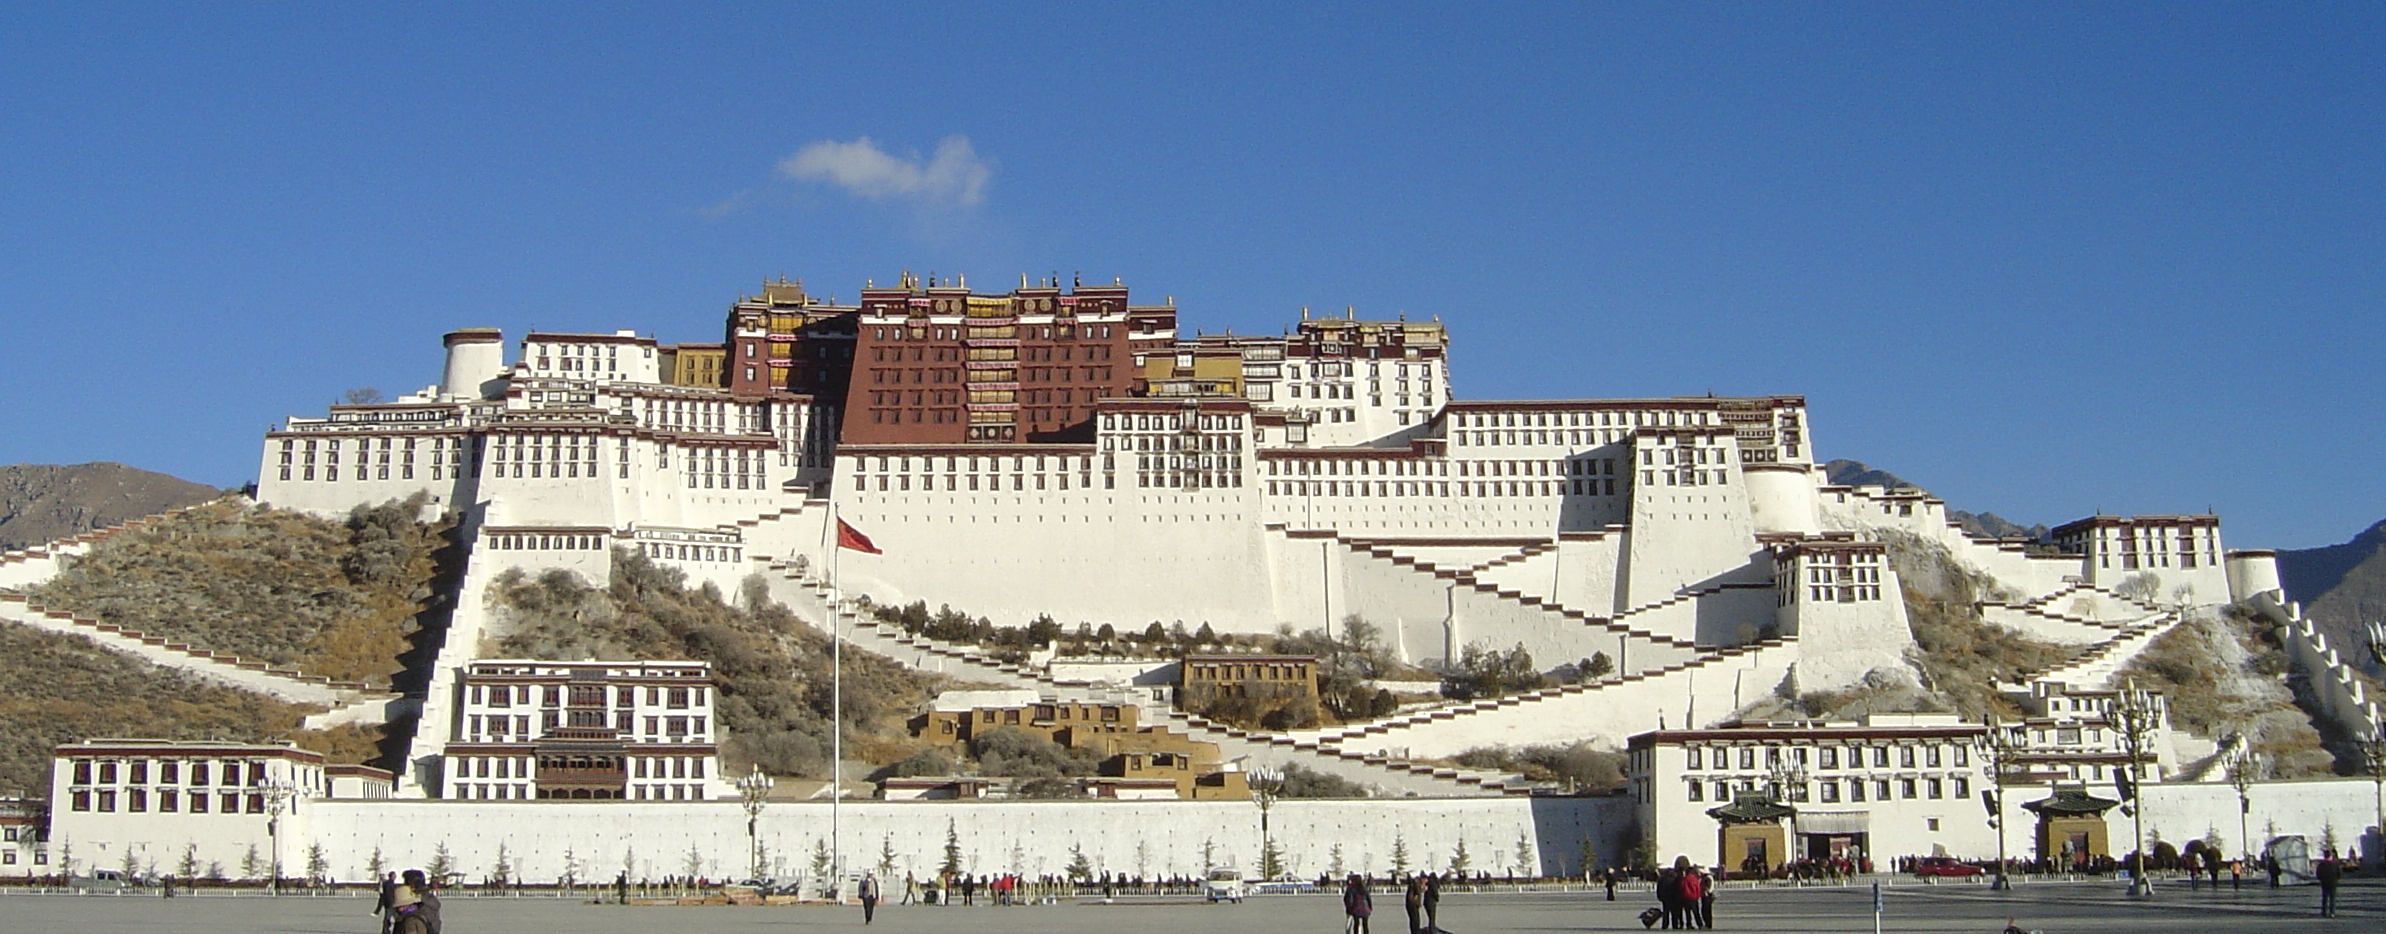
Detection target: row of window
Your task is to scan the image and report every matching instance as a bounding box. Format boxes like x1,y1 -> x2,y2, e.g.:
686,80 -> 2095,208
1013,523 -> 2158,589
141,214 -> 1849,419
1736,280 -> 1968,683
70,788 -> 263,814
463,714 -> 705,742
1457,409 -> 1722,429
470,683 -> 704,709
1685,743 -> 1971,771
70,759 -> 274,787
1686,776 -> 1972,804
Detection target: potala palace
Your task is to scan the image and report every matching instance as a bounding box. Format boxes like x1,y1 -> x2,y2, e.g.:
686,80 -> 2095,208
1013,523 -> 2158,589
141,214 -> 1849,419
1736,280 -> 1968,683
7,273 -> 2379,884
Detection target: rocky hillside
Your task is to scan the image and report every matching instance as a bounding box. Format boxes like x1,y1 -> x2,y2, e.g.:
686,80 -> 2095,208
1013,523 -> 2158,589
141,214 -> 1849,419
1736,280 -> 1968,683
2277,518 -> 2386,677
0,462 -> 224,550
25,496 -> 453,687
0,623 -> 374,797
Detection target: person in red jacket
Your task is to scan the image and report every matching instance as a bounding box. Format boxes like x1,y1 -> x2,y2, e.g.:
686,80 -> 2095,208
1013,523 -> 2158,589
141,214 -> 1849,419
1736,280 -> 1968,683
1676,867 -> 1704,929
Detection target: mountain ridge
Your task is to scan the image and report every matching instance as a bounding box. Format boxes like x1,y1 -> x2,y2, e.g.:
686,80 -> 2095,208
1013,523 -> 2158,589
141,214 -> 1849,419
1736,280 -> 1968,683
0,462 -> 226,550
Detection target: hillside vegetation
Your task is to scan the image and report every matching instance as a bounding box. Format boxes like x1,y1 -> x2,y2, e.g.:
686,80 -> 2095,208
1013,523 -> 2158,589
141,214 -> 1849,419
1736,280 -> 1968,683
0,622 -> 373,796
26,497 -> 449,686
487,551 -> 957,777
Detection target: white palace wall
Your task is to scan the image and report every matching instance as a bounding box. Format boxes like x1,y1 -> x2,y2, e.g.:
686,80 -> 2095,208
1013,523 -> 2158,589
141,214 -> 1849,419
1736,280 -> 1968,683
298,795 -> 1634,884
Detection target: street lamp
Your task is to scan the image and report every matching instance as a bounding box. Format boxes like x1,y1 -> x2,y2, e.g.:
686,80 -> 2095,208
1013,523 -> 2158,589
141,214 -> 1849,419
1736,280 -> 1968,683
2227,749 -> 2267,869
258,776 -> 299,896
1250,765 -> 1282,881
2110,682 -> 2161,898
2359,726 -> 2386,869
1982,714 -> 2021,891
736,766 -> 772,882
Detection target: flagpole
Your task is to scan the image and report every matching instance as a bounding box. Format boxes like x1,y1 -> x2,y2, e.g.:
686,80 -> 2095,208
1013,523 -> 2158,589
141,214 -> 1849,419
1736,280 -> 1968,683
829,499 -> 843,900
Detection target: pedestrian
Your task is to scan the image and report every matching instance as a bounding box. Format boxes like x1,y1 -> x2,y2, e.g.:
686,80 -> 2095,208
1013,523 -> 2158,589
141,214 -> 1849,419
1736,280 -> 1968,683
1697,866 -> 1716,929
390,869 -> 442,934
1423,872 -> 1443,934
2316,852 -> 2341,917
374,871 -> 398,934
860,871 -> 881,924
1343,873 -> 1374,934
1404,875 -> 1425,934
1655,868 -> 1680,930
2228,858 -> 2240,891
1677,865 -> 1703,930
963,874 -> 977,906
902,873 -> 917,906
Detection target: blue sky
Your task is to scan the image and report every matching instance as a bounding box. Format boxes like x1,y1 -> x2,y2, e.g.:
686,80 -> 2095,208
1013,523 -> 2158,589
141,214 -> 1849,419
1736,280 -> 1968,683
1,3 -> 2378,548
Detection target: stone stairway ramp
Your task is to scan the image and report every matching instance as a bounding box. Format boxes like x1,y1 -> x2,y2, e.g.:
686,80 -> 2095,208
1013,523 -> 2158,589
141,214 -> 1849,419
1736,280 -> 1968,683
0,591 -> 390,706
1157,709 -> 1526,796
1308,638 -> 1791,747
1329,531 -> 1709,655
2017,612 -> 2182,690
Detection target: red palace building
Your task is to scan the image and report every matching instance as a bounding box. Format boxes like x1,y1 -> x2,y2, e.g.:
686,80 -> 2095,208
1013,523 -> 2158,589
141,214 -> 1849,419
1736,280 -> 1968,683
722,271 -> 1177,446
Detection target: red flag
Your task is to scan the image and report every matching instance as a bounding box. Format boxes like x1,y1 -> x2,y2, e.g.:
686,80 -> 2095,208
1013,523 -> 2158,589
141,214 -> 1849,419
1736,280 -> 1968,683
835,519 -> 882,555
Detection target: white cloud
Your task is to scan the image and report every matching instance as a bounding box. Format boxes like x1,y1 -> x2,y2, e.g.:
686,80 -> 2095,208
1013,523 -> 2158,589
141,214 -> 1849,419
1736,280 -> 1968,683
777,135 -> 990,207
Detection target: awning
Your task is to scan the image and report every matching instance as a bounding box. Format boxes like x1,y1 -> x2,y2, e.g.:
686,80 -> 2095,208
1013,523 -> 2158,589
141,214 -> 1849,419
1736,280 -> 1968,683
1794,811 -> 1872,835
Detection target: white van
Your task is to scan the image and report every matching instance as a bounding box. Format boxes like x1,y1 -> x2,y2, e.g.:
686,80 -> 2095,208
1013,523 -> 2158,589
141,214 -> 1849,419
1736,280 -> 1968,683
68,869 -> 132,893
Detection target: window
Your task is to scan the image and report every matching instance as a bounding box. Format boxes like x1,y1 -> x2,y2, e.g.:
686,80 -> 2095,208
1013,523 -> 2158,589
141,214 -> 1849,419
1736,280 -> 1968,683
1926,778 -> 1943,799
1926,818 -> 1941,832
1686,747 -> 1702,769
1926,746 -> 1942,768
1819,781 -> 1840,803
1899,746 -> 1915,768
1899,779 -> 1917,799
1953,777 -> 1971,799
1820,747 -> 1838,769
1687,782 -> 1703,802
1873,746 -> 1889,768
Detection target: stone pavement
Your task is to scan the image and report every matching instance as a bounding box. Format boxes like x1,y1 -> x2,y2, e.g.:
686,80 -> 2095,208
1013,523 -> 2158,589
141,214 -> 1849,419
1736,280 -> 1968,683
0,878 -> 2374,934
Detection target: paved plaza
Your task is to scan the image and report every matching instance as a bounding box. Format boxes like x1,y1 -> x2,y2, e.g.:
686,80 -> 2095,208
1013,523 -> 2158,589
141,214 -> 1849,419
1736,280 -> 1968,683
0,879 -> 2376,934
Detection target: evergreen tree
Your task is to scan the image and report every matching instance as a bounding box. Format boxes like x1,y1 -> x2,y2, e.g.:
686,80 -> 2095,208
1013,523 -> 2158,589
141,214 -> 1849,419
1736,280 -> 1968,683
240,844 -> 264,881
493,842 -> 514,885
1259,838 -> 1286,881
879,835 -> 899,877
1391,834 -> 1410,874
810,838 -> 833,896
1449,837 -> 1470,875
365,845 -> 385,881
1328,843 -> 1345,878
306,843 -> 329,884
940,820 -> 965,877
427,842 -> 455,883
178,843 -> 200,879
1066,844 -> 1093,882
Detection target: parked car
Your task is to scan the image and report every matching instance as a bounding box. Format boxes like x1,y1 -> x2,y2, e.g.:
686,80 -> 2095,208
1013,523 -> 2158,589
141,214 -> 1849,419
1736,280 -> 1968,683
1914,857 -> 1984,878
1204,870 -> 1246,903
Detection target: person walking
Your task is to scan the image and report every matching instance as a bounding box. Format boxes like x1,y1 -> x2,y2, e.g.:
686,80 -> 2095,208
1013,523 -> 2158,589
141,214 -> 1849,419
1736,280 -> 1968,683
1422,872 -> 1443,934
860,872 -> 881,924
1602,867 -> 1617,901
1403,875 -> 1425,934
2316,852 -> 2341,917
1342,873 -> 1374,934
373,871 -> 398,934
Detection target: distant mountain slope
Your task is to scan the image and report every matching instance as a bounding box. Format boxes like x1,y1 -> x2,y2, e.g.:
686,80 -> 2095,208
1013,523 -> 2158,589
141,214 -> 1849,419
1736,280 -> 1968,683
0,462 -> 223,550
1822,458 -> 1919,491
1821,459 -> 2048,542
2276,519 -> 2386,675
